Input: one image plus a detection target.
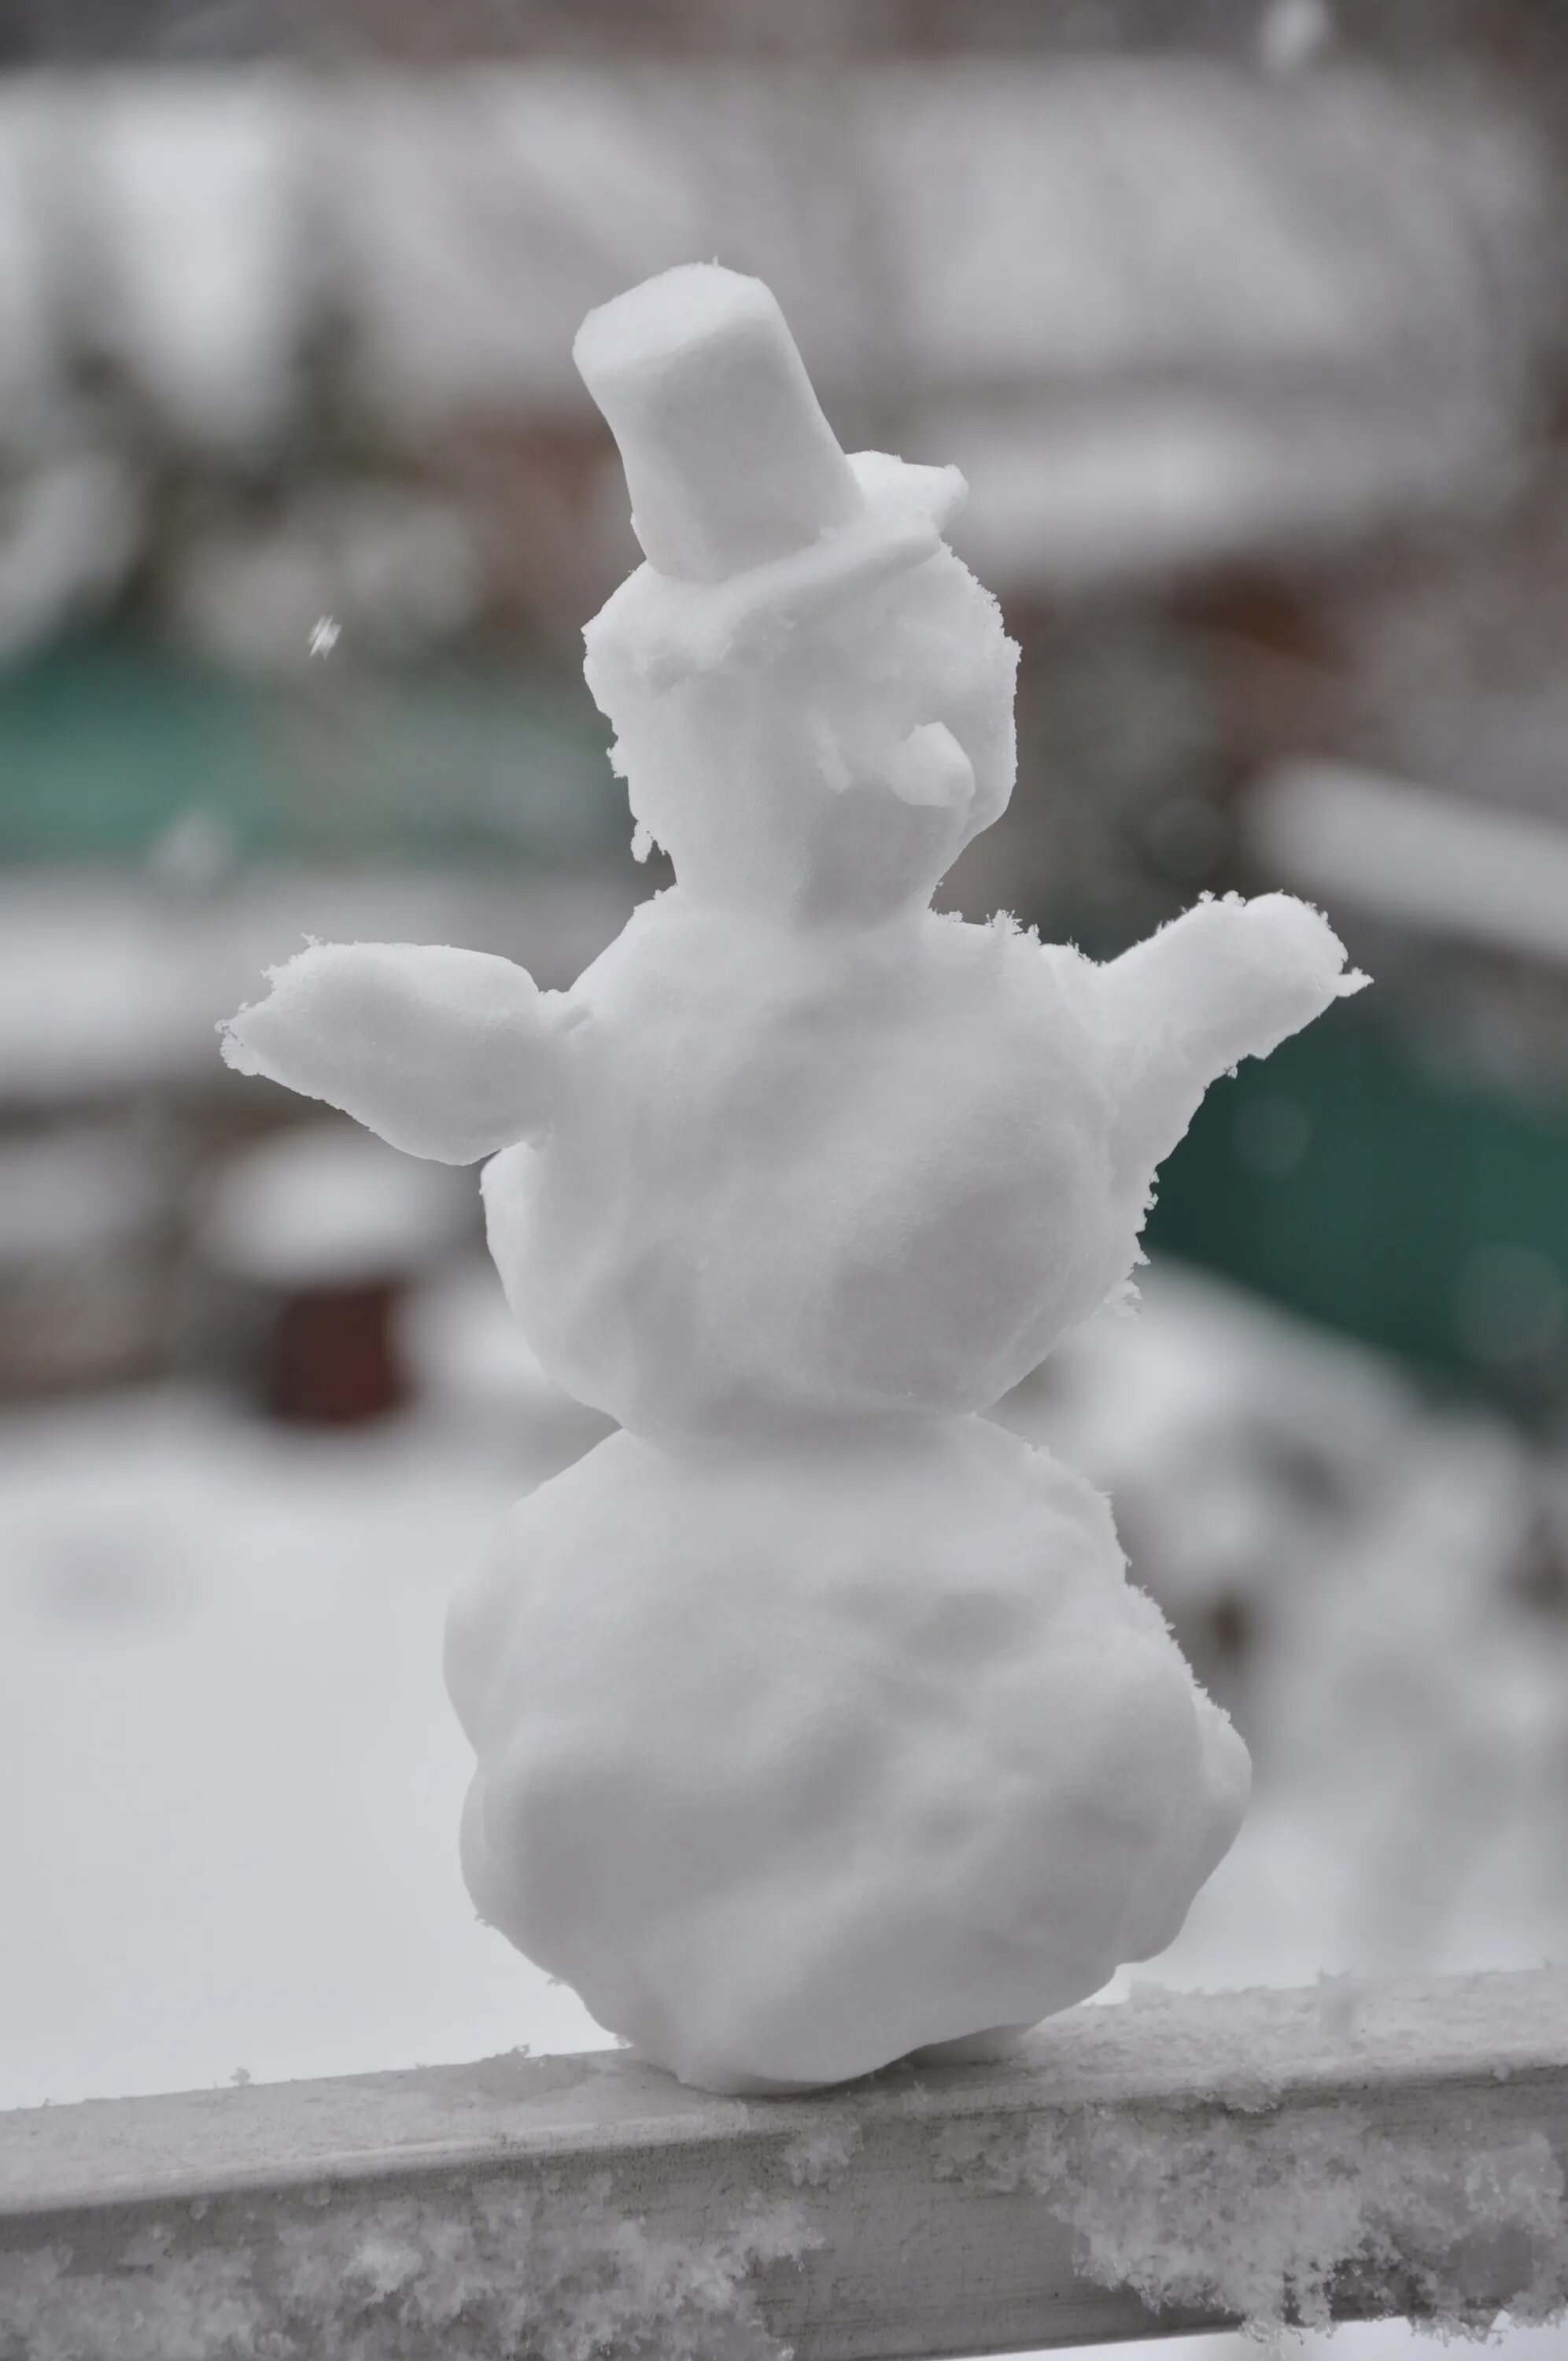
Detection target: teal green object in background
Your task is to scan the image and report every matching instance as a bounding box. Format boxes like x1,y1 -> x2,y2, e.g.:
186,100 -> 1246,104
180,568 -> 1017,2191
0,637 -> 623,868
1146,999 -> 1568,1417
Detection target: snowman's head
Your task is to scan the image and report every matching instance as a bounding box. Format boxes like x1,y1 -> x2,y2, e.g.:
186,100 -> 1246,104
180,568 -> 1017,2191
577,266 -> 1019,929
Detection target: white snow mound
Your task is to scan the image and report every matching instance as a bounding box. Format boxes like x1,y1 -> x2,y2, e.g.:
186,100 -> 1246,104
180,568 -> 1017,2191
481,889 -> 1357,1438
446,1415 -> 1249,2092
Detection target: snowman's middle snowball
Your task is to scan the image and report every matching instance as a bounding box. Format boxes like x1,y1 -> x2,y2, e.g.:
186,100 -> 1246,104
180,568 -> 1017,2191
446,1413 -> 1249,2092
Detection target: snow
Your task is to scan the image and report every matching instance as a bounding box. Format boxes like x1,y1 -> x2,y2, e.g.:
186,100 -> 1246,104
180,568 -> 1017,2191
3,1263 -> 1563,2359
927,1975 -> 1568,2345
169,486 -> 481,677
397,1263 -> 615,1465
938,389 -> 1517,599
0,870 -> 633,1100
0,1125 -> 163,1262
196,1125 -> 470,1288
0,889 -> 205,1099
0,62 -> 1546,641
1258,0 -> 1335,76
960,2101 -> 1565,2336
0,1380 -> 607,2117
864,65 -> 1540,397
79,76 -> 307,453
572,265 -> 862,585
0,65 -> 1533,442
1248,762 -> 1568,970
217,265 -> 1360,2094
0,84 -> 57,430
446,1416 -> 1249,2092
929,1972 -> 1568,2337
781,2121 -> 862,2191
3,2178 -> 814,2361
223,942 -> 562,1166
997,1267 -> 1568,1997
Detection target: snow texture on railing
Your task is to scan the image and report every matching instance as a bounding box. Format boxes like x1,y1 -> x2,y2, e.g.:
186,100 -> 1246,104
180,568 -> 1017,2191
1,1970 -> 1564,2361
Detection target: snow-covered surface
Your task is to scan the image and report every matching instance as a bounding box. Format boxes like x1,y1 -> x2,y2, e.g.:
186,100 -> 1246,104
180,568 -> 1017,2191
2,1960 -> 1562,2359
0,889 -> 208,1099
0,1379 -> 606,2118
1164,2327 -> 1568,2361
1026,2103 -> 1564,2334
197,1124 -> 471,1287
1249,761 -> 1568,969
938,1977 -> 1568,2339
2,2175 -> 814,2361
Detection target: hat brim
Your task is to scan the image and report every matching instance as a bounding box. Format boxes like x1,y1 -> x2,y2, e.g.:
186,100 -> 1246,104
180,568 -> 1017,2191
588,453 -> 969,687
847,449 -> 968,541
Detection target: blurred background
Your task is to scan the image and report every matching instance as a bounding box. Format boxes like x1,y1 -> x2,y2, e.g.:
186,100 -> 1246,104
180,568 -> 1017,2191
1,1 -> 1566,2352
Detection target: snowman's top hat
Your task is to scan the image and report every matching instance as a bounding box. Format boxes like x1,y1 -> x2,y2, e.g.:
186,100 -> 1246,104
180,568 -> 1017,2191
574,264 -> 963,596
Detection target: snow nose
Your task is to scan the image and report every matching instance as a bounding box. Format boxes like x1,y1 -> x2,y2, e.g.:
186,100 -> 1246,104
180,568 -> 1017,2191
882,722 -> 976,813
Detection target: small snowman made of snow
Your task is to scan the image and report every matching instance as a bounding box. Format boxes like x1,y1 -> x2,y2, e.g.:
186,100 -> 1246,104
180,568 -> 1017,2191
225,265 -> 1362,2093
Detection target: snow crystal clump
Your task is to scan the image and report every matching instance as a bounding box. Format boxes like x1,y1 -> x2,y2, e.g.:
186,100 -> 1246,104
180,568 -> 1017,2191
1041,2106 -> 1566,2333
781,2121 -> 863,2191
0,2178 -> 814,2361
932,2100 -> 1567,2336
222,261 -> 1361,2090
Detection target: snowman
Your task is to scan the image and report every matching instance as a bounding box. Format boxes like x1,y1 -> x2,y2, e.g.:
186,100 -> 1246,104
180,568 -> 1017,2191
224,264 -> 1363,2093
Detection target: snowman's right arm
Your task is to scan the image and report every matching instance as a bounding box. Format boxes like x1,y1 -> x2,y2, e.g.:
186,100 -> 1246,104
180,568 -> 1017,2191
220,941 -> 562,1164
1064,892 -> 1364,1181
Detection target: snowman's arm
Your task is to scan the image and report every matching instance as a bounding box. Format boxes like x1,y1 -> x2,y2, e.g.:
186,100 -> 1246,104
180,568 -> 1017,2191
1080,892 -> 1366,1179
220,941 -> 562,1164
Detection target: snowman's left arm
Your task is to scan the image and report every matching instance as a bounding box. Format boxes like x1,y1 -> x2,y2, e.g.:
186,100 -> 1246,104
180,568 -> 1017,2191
221,940 -> 562,1164
1076,892 -> 1366,1181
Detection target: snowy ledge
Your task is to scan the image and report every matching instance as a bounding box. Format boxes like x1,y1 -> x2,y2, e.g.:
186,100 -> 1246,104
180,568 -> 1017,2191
2,1971 -> 1564,2361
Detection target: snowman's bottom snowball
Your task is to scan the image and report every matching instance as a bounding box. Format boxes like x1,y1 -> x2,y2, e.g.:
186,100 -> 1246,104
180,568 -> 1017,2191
445,1416 -> 1249,2093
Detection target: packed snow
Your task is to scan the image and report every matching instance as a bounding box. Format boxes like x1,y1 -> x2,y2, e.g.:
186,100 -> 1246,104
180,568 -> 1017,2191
2,2179 -> 814,2361
446,1416 -> 1248,2091
219,262 -> 1362,2091
941,2084 -> 1566,2337
926,1972 -> 1568,2339
197,1123 -> 469,1288
223,943 -> 562,1166
0,1377 -> 607,2118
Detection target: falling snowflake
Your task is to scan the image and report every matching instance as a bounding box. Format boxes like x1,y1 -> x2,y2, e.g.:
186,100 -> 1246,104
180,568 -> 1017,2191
309,616 -> 341,658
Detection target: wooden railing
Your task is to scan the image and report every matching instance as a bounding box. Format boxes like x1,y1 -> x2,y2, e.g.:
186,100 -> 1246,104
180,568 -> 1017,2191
2,1970 -> 1564,2359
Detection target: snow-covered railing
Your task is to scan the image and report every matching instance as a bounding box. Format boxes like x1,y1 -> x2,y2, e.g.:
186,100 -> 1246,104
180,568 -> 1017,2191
2,1971 -> 1564,2360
